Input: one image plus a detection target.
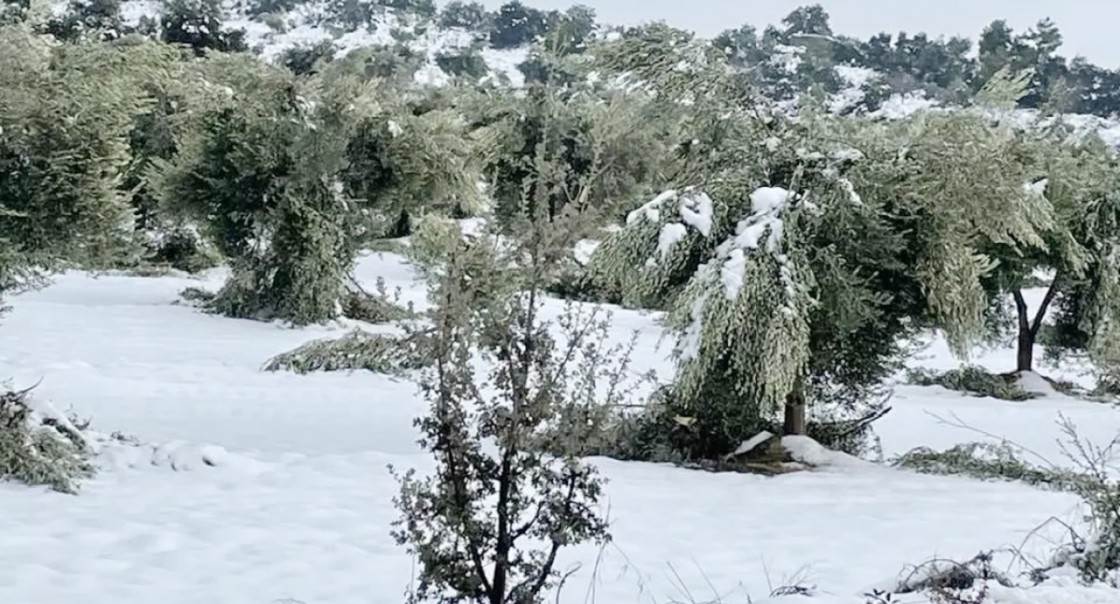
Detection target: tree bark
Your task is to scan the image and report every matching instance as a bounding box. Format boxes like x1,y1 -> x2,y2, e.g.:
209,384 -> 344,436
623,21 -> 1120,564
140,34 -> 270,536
1012,277 -> 1062,374
782,379 -> 807,436
1012,290 -> 1034,372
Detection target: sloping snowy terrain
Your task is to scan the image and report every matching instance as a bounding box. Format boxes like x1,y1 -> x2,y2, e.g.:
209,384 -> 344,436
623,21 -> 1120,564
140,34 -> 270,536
2,251 -> 1119,604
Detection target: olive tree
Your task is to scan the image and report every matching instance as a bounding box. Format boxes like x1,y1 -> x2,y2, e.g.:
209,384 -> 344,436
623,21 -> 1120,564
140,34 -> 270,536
151,53 -> 481,324
586,25 -> 1056,460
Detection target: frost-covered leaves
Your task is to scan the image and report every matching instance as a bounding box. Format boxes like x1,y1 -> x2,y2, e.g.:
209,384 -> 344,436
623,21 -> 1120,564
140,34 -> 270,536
0,384 -> 94,494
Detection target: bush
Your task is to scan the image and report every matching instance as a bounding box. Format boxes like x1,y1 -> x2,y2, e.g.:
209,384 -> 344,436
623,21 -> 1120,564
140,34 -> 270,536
390,186 -> 618,601
342,279 -> 416,323
262,329 -> 432,375
487,0 -> 554,49
434,48 -> 488,80
279,39 -> 337,75
906,366 -> 1034,401
437,0 -> 487,30
144,227 -> 222,274
0,384 -> 94,494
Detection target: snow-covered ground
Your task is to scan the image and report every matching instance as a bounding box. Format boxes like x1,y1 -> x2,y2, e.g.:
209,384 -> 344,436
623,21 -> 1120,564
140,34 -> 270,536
1,252 -> 1119,604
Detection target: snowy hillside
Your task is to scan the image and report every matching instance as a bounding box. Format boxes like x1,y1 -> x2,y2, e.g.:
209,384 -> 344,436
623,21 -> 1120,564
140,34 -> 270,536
2,253 -> 1120,603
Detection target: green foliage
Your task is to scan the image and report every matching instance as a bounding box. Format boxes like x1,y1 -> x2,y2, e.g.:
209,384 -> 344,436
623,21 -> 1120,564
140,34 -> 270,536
437,0 -> 487,30
488,0 -> 552,49
584,27 -> 1059,460
392,210 -> 616,603
150,55 -> 352,324
0,384 -> 94,494
158,0 -> 247,55
434,47 -> 487,80
45,0 -> 123,41
906,366 -> 1034,401
342,281 -> 416,323
471,49 -> 665,235
278,39 -> 337,75
263,329 -> 432,375
0,30 -> 183,306
322,0 -> 383,32
894,441 -> 1080,489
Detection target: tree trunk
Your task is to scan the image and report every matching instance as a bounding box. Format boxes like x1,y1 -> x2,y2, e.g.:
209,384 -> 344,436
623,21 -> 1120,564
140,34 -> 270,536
1012,278 -> 1062,374
1012,290 -> 1034,372
782,380 -> 807,436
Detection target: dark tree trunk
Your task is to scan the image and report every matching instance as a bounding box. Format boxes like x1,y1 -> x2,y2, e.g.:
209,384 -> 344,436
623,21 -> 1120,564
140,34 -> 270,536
783,379 -> 807,436
1013,290 -> 1034,372
1012,276 -> 1061,374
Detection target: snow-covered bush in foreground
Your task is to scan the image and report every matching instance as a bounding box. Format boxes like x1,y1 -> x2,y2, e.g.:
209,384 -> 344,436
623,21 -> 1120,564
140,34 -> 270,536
0,384 -> 94,494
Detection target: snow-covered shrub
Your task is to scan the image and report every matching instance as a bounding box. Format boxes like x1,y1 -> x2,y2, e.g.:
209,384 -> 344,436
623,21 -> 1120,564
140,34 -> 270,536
906,366 -> 1034,401
0,384 -> 94,494
263,329 -> 432,375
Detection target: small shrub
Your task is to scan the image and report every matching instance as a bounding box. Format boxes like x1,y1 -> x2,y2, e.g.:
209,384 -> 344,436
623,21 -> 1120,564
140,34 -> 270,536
279,39 -> 337,75
262,329 -> 432,375
343,277 -> 417,323
906,366 -> 1034,401
0,384 -> 94,494
146,227 -> 222,274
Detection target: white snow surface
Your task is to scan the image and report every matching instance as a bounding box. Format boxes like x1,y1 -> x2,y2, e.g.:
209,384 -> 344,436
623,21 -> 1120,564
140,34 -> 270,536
2,253 -> 1120,603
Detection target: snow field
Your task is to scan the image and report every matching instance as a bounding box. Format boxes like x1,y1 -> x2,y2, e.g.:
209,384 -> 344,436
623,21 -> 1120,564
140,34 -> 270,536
0,253 -> 1118,603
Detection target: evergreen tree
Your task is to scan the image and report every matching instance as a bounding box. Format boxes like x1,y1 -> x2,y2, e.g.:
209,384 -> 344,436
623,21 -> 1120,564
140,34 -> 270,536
473,45 -> 665,234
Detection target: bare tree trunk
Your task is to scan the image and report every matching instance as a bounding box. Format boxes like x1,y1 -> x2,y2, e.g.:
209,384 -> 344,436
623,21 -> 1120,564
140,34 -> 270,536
1013,290 -> 1034,372
782,378 -> 807,436
1012,277 -> 1062,374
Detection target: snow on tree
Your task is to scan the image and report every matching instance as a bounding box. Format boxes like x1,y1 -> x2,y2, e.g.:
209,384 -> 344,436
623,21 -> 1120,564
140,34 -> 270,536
586,28 -> 1057,459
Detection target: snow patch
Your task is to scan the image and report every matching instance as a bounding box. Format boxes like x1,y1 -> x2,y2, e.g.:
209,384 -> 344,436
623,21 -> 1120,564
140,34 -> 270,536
782,435 -> 867,469
656,223 -> 688,259
1016,371 -> 1058,396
